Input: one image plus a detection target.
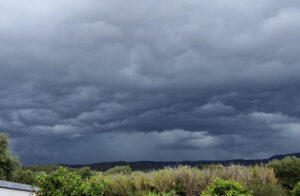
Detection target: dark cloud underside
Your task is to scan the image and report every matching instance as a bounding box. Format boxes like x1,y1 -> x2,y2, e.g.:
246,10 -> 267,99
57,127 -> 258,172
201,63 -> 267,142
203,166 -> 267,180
1,0 -> 300,165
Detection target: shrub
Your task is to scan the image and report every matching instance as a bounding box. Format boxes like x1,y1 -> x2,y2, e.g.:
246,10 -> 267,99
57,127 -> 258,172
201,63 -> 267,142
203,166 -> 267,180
291,182 -> 300,196
81,175 -> 107,196
76,167 -> 94,179
37,167 -> 84,196
12,169 -> 36,185
267,156 -> 300,189
37,167 -> 108,196
105,174 -> 133,196
152,168 -> 176,193
248,183 -> 287,196
219,165 -> 277,185
201,178 -> 252,196
131,171 -> 152,192
105,165 -> 132,175
37,167 -> 107,196
103,165 -> 277,196
172,166 -> 206,195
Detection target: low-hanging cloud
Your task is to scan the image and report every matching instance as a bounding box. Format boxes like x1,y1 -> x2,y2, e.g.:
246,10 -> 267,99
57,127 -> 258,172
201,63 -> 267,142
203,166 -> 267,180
1,0 -> 300,165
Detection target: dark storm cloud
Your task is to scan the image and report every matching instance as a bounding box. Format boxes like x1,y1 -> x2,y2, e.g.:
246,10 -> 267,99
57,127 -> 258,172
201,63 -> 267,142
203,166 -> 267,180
1,0 -> 300,165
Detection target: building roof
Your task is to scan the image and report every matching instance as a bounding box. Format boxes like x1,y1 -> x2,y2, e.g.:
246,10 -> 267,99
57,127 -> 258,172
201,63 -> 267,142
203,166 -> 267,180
0,180 -> 39,192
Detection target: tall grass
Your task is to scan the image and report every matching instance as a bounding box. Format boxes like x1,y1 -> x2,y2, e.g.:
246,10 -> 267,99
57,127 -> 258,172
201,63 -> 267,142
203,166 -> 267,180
103,165 -> 281,196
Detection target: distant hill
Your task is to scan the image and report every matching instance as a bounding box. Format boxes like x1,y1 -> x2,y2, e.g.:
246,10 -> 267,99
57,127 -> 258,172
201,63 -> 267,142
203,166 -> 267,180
62,152 -> 300,171
268,152 -> 300,161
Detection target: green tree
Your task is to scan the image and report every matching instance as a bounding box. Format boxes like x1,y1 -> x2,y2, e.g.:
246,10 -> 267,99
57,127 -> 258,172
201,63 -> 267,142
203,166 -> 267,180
267,156 -> 300,190
0,132 -> 20,181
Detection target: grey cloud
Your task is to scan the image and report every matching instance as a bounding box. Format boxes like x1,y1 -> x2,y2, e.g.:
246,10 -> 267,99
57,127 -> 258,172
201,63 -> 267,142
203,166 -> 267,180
0,0 -> 300,164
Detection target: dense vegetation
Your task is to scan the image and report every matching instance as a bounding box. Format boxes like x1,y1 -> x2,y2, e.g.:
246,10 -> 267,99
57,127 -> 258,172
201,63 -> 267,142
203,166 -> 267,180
36,164 -> 285,196
37,167 -> 106,196
1,132 -> 300,195
267,156 -> 300,190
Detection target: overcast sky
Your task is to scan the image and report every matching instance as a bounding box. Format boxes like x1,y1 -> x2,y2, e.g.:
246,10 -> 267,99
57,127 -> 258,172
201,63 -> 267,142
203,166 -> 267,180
1,0 -> 300,165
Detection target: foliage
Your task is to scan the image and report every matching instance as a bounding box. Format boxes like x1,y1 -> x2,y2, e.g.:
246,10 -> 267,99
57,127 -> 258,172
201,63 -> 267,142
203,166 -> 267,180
291,182 -> 300,196
267,156 -> 300,190
81,175 -> 107,196
0,132 -> 21,181
12,168 -> 36,185
201,178 -> 252,196
37,167 -> 84,196
76,167 -> 94,179
105,165 -> 132,175
247,183 -> 287,196
104,165 -> 277,196
37,167 -> 106,196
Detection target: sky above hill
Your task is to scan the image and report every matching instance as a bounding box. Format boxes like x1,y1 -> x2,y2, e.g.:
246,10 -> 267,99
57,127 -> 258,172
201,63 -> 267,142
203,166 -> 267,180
1,0 -> 300,165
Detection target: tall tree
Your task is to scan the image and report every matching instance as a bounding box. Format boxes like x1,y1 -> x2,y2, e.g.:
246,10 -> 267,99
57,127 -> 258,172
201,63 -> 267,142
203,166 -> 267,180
0,132 -> 20,181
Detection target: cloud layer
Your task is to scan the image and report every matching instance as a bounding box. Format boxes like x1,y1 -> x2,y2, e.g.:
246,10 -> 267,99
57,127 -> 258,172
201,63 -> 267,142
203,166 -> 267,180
1,0 -> 300,165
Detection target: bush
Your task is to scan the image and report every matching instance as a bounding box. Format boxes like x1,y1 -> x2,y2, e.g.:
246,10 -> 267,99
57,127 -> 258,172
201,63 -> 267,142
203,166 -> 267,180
292,182 -> 300,196
37,167 -> 107,196
105,174 -> 133,196
267,156 -> 300,189
36,165 -> 280,196
12,169 -> 36,185
201,178 -> 252,196
37,167 -> 84,196
81,175 -> 107,196
105,165 -> 132,175
248,183 -> 287,196
104,165 -> 277,196
76,167 -> 94,179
